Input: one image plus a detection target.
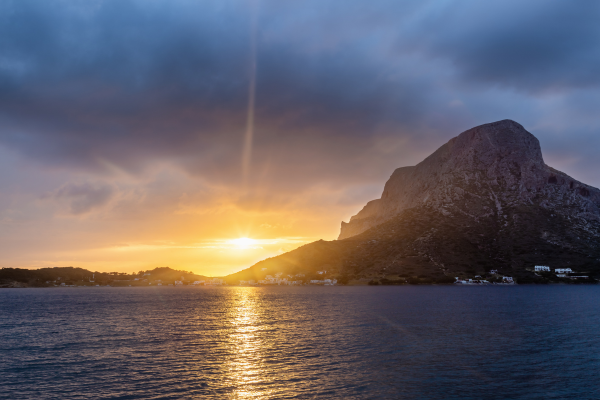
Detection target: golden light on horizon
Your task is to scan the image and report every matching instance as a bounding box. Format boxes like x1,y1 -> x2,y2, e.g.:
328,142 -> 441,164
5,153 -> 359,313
32,236 -> 314,276
229,237 -> 258,249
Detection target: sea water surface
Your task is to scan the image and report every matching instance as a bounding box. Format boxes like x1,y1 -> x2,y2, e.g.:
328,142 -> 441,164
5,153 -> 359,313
1,286 -> 600,399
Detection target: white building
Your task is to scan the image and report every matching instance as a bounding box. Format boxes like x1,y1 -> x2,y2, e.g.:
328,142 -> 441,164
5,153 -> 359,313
555,268 -> 573,274
175,280 -> 183,286
258,275 -> 291,285
259,276 -> 277,284
535,266 -> 550,272
192,280 -> 205,285
454,278 -> 491,285
310,279 -> 337,285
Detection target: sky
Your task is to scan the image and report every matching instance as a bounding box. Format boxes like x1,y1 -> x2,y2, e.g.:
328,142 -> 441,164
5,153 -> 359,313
1,0 -> 600,276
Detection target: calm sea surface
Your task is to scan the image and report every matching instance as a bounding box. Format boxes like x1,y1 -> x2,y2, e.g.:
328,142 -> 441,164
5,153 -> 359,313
1,286 -> 600,399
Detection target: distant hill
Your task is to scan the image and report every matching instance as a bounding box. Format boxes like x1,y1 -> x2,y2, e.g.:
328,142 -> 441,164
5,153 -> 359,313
138,267 -> 208,283
226,120 -> 600,284
225,240 -> 348,284
0,266 -> 208,287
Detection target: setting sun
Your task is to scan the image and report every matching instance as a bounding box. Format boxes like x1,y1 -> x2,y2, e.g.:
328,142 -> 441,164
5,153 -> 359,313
229,237 -> 257,248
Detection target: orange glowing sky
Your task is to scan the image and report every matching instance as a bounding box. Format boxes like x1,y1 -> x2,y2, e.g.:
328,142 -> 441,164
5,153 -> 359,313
2,1 -> 600,276
2,148 -> 398,276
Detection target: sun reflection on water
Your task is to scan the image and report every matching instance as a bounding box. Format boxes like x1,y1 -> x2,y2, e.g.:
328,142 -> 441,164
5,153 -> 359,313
226,287 -> 273,399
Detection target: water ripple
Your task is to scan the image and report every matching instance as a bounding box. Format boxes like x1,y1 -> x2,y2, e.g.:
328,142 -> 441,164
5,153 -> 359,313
1,286 -> 600,399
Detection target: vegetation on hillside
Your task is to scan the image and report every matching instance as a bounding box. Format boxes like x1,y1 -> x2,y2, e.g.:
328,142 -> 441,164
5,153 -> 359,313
0,266 -> 207,288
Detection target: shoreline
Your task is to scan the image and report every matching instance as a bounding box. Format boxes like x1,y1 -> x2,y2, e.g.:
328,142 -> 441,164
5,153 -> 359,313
2,281 -> 598,289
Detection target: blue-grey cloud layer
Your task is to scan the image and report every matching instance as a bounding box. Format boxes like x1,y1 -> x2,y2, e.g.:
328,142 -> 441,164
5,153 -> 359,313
1,0 -> 600,187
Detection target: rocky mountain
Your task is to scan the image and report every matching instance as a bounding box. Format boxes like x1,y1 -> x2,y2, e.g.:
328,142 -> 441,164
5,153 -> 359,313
227,120 -> 600,284
340,119 -> 600,239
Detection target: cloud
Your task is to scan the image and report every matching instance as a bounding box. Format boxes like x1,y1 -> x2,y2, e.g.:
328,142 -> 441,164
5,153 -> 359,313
394,0 -> 600,94
50,182 -> 114,215
2,0 -> 600,274
1,1 -> 598,187
0,1 -> 432,183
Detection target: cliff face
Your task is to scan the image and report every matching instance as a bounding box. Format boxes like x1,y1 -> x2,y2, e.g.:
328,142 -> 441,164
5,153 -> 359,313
339,120 -> 600,239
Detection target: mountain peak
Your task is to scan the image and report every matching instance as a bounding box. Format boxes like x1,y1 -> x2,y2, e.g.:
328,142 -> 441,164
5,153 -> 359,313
455,119 -> 540,155
422,119 -> 543,171
339,120 -> 598,239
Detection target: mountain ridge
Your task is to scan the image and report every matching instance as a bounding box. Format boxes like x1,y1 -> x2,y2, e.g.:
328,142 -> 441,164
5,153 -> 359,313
339,119 -> 600,239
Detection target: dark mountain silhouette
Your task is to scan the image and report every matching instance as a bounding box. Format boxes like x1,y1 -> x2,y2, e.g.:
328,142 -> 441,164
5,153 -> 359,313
0,266 -> 207,287
227,120 -> 600,284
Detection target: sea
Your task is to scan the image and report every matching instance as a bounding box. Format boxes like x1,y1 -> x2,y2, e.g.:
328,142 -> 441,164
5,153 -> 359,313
1,286 -> 600,399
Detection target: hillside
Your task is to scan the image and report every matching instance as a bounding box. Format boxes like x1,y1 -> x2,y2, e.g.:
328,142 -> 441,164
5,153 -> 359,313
0,266 -> 208,288
226,120 -> 600,284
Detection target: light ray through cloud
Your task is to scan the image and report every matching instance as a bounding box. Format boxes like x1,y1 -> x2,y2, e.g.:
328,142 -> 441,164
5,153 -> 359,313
242,0 -> 260,187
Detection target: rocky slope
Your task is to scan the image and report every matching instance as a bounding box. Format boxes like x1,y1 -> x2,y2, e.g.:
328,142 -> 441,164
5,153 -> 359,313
340,119 -> 600,239
227,120 -> 600,283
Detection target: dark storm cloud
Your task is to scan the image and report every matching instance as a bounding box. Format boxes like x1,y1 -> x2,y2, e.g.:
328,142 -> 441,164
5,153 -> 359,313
0,0 -> 252,171
1,0 -> 600,187
396,0 -> 600,93
0,0 -> 432,181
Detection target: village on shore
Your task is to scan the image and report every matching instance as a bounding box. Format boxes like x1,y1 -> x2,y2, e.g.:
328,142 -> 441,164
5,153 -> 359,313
453,266 -> 591,285
1,264 -> 596,288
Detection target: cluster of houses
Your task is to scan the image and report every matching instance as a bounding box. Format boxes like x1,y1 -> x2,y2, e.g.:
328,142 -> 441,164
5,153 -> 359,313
454,275 -> 515,285
309,270 -> 337,285
455,265 -> 593,285
455,270 -> 515,285
166,272 -> 342,287
309,279 -> 337,285
238,271 -> 338,286
534,266 -> 588,279
240,272 -> 308,286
